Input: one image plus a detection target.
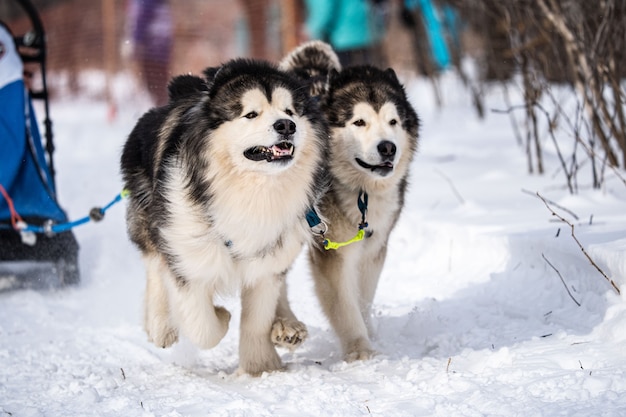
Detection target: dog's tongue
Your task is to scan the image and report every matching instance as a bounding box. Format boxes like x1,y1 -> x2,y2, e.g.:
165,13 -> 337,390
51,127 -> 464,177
269,142 -> 294,159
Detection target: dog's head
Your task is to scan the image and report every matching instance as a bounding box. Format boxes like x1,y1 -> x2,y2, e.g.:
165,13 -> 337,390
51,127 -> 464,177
323,66 -> 419,185
183,59 -> 327,176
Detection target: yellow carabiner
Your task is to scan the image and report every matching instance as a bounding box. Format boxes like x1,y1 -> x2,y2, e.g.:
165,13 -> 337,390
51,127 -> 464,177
323,228 -> 365,250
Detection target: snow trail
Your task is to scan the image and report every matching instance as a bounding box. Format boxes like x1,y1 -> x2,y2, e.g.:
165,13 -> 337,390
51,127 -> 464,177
1,74 -> 625,416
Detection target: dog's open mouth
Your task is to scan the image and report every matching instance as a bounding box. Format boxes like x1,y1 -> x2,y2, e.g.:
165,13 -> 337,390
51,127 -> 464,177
244,142 -> 295,162
355,158 -> 394,176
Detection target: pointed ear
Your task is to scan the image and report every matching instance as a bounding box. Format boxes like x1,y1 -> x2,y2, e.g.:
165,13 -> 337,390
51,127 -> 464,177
202,66 -> 221,87
384,67 -> 400,84
167,74 -> 207,101
203,66 -> 227,95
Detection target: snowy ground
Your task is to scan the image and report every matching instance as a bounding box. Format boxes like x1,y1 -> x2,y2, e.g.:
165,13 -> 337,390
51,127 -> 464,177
1,72 -> 626,417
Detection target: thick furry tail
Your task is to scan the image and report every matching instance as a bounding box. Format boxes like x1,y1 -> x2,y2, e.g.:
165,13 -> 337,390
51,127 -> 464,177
279,40 -> 341,97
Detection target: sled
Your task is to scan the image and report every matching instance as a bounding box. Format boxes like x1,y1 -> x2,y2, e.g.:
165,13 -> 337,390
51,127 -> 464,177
0,0 -> 80,291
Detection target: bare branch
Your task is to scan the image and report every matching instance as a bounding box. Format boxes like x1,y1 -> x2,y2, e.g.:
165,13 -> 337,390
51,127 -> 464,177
434,169 -> 465,205
537,0 -> 619,167
542,253 -> 581,306
536,192 -> 620,295
456,0 -> 626,190
521,189 -> 579,220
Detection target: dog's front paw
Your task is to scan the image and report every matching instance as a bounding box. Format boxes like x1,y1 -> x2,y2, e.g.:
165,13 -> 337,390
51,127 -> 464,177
188,305 -> 231,349
145,321 -> 179,348
343,337 -> 376,362
271,317 -> 308,351
238,351 -> 284,377
238,336 -> 284,376
345,348 -> 377,362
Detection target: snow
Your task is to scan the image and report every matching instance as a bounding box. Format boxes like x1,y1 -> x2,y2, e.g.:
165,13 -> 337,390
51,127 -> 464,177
2,72 -> 626,416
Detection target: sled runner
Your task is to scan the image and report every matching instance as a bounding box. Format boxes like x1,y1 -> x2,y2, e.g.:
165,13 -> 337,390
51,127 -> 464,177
0,0 -> 80,290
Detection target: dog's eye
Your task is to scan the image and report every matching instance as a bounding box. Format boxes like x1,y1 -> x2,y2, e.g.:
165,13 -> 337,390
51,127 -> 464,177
244,111 -> 258,119
390,119 -> 398,126
353,119 -> 366,127
285,109 -> 294,116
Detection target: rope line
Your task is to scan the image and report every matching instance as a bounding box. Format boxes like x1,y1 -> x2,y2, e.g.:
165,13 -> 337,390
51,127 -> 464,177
0,185 -> 127,236
0,184 -> 25,230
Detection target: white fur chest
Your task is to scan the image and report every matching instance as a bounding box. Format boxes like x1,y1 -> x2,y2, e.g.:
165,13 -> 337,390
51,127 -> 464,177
161,164 -> 312,291
366,192 -> 399,232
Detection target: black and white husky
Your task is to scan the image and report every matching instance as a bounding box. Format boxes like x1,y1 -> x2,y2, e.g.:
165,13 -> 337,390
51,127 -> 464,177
120,59 -> 328,375
281,42 -> 420,361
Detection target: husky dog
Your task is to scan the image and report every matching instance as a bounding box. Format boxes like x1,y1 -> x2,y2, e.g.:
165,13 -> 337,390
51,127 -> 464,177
282,42 -> 420,361
120,59 -> 328,375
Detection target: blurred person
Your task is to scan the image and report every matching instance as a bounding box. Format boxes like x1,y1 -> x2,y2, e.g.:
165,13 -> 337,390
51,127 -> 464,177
303,0 -> 387,67
128,0 -> 173,106
400,0 -> 453,76
240,0 -> 271,59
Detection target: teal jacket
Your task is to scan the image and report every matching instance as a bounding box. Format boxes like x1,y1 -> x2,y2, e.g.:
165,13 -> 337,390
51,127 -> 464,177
304,0 -> 381,51
405,0 -> 453,69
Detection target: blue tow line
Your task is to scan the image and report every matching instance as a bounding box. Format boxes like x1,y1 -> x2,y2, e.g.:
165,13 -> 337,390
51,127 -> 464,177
21,189 -> 128,235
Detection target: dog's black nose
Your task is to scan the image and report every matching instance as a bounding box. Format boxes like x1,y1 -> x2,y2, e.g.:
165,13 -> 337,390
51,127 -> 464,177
377,140 -> 396,158
274,119 -> 296,136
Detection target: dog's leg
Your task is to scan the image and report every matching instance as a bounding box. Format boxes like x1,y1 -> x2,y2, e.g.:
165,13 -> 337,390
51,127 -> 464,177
271,273 -> 308,351
312,248 -> 376,362
167,278 -> 231,350
239,275 -> 283,376
143,253 -> 179,348
358,246 -> 387,337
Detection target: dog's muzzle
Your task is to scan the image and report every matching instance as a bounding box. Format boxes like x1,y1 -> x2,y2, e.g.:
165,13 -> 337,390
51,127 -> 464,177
355,140 -> 396,176
355,158 -> 394,176
244,141 -> 295,162
244,118 -> 297,163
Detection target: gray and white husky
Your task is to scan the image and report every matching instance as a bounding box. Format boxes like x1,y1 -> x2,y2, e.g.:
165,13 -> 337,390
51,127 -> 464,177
120,59 -> 328,375
281,42 -> 420,361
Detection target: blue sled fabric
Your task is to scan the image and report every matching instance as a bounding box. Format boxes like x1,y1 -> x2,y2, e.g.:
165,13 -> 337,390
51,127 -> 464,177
0,24 -> 67,224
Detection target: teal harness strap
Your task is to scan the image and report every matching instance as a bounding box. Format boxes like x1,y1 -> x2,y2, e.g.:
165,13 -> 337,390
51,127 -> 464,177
306,207 -> 322,229
357,189 -> 369,229
306,206 -> 328,236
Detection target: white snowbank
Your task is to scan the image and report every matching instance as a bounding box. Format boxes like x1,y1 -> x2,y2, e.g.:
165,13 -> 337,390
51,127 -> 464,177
1,72 -> 625,416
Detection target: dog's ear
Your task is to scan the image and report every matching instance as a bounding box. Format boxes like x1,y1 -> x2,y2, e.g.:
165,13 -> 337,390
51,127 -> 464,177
384,68 -> 401,86
167,74 -> 207,102
201,66 -> 221,90
383,67 -> 419,138
202,66 -> 220,83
